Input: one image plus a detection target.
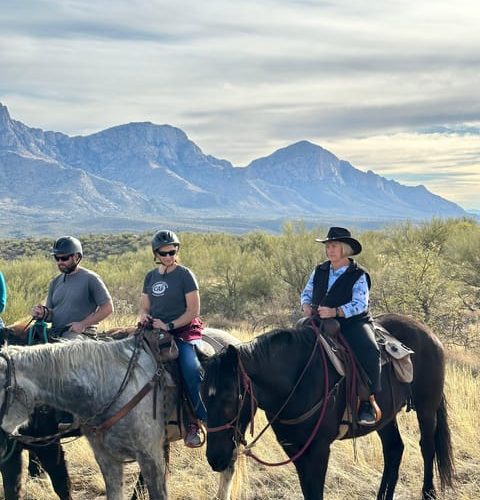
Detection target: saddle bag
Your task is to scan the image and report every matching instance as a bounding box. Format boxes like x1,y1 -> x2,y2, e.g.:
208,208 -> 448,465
384,340 -> 414,383
143,330 -> 179,363
376,326 -> 415,384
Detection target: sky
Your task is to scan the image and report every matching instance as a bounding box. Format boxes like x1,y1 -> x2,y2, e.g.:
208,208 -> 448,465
1,0 -> 479,210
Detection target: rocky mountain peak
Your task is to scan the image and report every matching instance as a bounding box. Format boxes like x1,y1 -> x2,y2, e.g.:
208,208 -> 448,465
0,104 -> 467,237
0,103 -> 12,127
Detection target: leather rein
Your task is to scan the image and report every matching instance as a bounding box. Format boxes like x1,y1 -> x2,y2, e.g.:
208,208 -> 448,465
206,319 -> 333,467
0,351 -> 14,428
0,329 -> 161,444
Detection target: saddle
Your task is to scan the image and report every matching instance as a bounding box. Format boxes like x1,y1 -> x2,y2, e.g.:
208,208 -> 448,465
140,329 -> 215,443
300,317 -> 414,384
298,317 -> 414,436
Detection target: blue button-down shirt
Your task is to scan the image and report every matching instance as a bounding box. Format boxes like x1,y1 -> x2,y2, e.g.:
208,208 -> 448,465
300,264 -> 369,318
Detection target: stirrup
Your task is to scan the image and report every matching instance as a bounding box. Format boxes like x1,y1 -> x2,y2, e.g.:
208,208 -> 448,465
184,422 -> 206,448
369,394 -> 382,422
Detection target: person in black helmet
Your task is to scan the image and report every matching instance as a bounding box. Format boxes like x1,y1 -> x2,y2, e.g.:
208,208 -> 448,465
139,229 -> 206,448
31,236 -> 113,340
300,227 -> 381,426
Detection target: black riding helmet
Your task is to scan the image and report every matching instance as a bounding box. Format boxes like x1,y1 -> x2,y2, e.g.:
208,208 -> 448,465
51,236 -> 83,256
151,230 -> 180,253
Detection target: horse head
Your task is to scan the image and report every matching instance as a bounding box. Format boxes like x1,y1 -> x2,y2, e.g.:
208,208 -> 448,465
0,351 -> 34,435
203,344 -> 254,472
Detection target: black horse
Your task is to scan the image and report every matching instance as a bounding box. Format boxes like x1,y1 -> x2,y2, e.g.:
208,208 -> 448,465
203,313 -> 455,500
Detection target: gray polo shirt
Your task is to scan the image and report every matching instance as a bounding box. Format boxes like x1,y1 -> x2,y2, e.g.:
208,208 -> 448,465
46,267 -> 112,330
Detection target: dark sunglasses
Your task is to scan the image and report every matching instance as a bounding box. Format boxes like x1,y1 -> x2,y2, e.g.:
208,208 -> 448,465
157,249 -> 177,257
54,254 -> 74,262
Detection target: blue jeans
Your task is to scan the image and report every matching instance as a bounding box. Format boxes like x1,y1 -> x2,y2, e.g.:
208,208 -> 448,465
175,338 -> 207,422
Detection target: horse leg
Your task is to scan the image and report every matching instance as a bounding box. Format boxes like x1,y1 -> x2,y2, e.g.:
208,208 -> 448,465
416,409 -> 438,499
0,442 -> 24,500
93,450 -> 124,500
293,438 -> 331,500
136,447 -> 168,500
34,443 -> 72,500
376,419 -> 404,500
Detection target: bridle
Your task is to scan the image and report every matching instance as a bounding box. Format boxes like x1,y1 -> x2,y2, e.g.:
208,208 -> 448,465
206,319 -> 334,466
206,353 -> 257,446
0,351 -> 18,428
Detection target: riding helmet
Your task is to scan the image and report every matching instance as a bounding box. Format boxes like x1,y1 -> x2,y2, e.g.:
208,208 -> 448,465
51,236 -> 83,256
151,230 -> 180,253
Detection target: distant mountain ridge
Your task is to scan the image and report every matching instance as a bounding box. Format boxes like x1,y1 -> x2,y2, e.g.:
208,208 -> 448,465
0,103 -> 466,236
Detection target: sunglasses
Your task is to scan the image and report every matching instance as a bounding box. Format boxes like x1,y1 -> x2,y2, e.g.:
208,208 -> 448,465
157,249 -> 177,257
54,254 -> 74,262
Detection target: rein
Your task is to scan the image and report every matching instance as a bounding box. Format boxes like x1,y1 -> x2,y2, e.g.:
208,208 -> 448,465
244,319 -> 331,466
0,351 -> 13,427
0,330 -> 152,445
208,319 -> 332,467
89,368 -> 163,435
206,355 -> 257,443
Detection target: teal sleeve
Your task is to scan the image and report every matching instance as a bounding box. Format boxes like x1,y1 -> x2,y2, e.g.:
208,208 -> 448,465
0,272 -> 6,313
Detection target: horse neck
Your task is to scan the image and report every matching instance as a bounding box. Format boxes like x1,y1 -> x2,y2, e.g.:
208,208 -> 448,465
239,332 -> 316,408
11,341 -> 125,417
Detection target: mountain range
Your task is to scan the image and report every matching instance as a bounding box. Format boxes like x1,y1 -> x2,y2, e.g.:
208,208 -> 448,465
0,103 -> 466,237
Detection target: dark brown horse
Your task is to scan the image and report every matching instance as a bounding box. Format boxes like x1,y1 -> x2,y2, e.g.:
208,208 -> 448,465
202,313 -> 454,500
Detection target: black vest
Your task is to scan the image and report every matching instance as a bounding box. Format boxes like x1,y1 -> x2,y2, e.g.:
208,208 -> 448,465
311,259 -> 372,325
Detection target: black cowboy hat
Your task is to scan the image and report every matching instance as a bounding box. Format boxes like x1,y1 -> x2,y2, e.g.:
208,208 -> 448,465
315,227 -> 362,255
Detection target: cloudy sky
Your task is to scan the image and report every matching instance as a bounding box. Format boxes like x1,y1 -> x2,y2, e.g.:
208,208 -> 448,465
1,0 -> 479,209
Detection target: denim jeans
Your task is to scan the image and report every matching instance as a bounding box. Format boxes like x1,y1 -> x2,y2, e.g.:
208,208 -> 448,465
175,338 -> 207,422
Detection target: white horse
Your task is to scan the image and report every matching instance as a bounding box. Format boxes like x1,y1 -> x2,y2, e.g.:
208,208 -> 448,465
0,329 -> 239,500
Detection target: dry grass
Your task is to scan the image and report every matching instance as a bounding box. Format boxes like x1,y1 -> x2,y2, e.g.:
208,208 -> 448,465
7,339 -> 480,500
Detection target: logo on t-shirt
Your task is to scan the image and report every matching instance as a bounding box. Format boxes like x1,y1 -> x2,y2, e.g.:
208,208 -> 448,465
152,281 -> 168,296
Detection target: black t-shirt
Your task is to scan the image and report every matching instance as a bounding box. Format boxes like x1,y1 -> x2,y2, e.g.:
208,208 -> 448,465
142,265 -> 198,323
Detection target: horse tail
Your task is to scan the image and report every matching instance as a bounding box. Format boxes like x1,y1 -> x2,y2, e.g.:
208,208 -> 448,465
435,394 -> 455,490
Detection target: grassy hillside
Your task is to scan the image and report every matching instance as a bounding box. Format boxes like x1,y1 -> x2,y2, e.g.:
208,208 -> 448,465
15,334 -> 480,500
1,220 -> 479,498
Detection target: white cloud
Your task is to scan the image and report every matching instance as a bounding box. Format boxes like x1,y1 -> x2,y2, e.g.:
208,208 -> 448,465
1,0 -> 480,208
323,132 -> 480,210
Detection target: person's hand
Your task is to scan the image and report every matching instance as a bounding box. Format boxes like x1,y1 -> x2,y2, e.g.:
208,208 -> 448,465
68,322 -> 86,334
318,306 -> 337,319
31,304 -> 46,319
302,304 -> 313,317
138,314 -> 153,328
151,318 -> 168,331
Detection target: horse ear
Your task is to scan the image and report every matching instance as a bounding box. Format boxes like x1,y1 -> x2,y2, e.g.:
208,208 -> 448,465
225,344 -> 238,363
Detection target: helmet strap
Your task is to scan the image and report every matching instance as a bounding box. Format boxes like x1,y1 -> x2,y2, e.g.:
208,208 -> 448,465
60,254 -> 82,275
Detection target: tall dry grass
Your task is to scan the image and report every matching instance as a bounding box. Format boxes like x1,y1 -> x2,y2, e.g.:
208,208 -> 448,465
9,334 -> 480,500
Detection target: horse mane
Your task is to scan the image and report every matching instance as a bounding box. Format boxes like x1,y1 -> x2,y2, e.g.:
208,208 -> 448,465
204,326 -> 315,390
6,338 -> 136,394
239,326 -> 315,367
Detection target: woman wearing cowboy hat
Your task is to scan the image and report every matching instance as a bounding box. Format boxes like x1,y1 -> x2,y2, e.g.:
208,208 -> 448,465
301,226 -> 381,426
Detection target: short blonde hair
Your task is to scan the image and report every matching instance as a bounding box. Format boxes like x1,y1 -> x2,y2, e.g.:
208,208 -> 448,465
340,242 -> 354,257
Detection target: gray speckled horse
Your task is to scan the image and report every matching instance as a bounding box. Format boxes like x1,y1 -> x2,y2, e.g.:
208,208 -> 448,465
0,328 -> 239,500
